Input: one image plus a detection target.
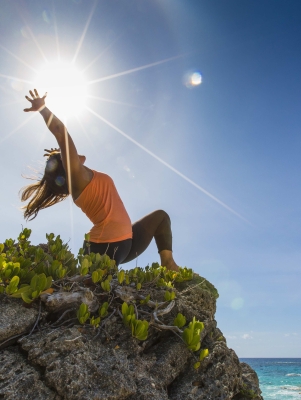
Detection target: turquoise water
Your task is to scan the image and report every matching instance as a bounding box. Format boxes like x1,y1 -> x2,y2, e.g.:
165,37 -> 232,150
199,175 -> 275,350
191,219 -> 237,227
240,358 -> 301,399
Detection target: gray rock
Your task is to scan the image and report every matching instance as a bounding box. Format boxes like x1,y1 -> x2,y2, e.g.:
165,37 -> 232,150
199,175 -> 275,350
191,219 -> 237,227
0,347 -> 60,400
0,275 -> 263,399
0,295 -> 39,344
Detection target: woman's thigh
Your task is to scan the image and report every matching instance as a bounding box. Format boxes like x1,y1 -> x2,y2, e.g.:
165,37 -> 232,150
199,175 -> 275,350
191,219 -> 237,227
121,210 -> 170,264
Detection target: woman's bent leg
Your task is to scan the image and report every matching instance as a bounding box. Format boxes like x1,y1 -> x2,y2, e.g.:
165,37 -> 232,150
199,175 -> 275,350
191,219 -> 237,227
121,210 -> 179,271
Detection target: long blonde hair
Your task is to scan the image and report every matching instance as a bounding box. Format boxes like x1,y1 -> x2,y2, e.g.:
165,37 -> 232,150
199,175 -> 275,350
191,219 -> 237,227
20,150 -> 69,220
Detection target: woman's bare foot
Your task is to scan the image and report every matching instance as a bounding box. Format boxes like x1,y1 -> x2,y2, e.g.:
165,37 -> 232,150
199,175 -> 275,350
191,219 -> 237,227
159,250 -> 180,272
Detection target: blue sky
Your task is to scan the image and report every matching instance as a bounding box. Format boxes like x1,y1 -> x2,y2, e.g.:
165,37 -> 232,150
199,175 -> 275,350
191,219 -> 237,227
0,0 -> 300,357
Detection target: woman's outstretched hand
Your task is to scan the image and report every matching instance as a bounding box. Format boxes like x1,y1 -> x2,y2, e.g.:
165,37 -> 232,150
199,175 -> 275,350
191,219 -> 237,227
24,89 -> 47,112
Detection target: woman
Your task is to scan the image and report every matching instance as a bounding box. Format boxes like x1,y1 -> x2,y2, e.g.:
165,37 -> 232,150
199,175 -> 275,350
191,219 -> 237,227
21,89 -> 179,271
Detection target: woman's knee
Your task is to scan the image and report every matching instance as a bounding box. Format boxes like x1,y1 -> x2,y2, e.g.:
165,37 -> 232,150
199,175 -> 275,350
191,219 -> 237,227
155,209 -> 171,225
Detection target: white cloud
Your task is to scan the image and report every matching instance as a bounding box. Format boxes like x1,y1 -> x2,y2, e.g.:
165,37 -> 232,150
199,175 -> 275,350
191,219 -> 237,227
242,333 -> 253,340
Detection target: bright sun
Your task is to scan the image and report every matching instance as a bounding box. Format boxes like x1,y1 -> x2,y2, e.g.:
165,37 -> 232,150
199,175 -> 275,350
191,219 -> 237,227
34,62 -> 87,118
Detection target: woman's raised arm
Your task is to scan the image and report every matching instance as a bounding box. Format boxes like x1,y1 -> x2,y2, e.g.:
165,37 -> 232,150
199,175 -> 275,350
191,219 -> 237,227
24,89 -> 90,198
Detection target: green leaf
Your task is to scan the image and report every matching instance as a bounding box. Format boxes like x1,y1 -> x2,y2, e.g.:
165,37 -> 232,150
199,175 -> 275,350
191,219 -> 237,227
164,290 -> 175,301
194,362 -> 201,369
117,270 -> 125,284
77,303 -> 90,324
21,291 -> 33,304
199,348 -> 209,361
10,285 -> 30,298
79,303 -> 88,316
30,274 -> 38,291
128,305 -> 134,315
190,334 -> 201,348
132,319 -> 149,340
92,270 -> 99,283
6,276 -> 20,295
140,294 -> 150,305
90,316 -> 100,328
173,313 -> 186,328
36,273 -> 46,292
31,290 -> 40,299
99,302 -> 109,317
121,302 -> 128,316
194,321 -> 204,333
124,314 -> 132,325
80,258 -> 89,275
101,279 -> 111,292
182,328 -> 193,346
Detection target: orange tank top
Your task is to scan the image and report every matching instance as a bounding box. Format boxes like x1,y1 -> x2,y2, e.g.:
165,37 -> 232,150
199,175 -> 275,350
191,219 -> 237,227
74,170 -> 132,243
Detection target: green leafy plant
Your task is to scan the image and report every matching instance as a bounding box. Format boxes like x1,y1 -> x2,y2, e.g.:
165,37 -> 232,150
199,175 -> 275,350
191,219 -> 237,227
182,317 -> 204,351
164,290 -> 176,301
117,269 -> 125,284
99,302 -> 109,318
175,267 -> 193,282
121,302 -> 136,327
0,228 -> 215,362
5,275 -> 20,295
173,313 -> 186,328
91,268 -> 105,283
101,275 -> 112,292
80,258 -> 90,276
1,261 -> 20,280
77,303 -> 90,324
131,318 -> 149,341
121,302 -> 148,340
10,273 -> 52,303
140,294 -> 150,305
194,348 -> 209,369
90,316 -> 100,328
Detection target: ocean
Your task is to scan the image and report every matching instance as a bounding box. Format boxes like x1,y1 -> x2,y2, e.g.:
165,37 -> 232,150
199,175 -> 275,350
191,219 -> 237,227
240,359 -> 301,399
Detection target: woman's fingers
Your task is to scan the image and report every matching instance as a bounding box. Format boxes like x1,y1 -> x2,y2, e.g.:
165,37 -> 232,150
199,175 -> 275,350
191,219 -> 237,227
25,95 -> 33,102
42,92 -> 47,100
23,107 -> 33,112
27,89 -> 45,99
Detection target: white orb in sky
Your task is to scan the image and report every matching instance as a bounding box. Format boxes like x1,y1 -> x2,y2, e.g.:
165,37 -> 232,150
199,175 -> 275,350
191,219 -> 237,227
34,62 -> 87,118
231,297 -> 244,310
184,70 -> 202,88
190,72 -> 202,86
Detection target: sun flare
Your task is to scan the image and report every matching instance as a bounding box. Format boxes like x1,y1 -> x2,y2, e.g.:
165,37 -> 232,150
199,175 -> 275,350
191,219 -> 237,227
34,62 -> 88,118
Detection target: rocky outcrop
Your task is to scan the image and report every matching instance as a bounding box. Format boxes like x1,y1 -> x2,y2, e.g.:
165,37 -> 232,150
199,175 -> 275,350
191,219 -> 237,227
0,275 -> 263,400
